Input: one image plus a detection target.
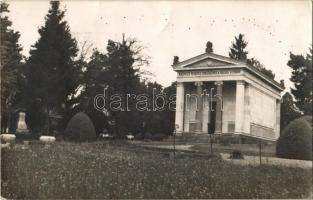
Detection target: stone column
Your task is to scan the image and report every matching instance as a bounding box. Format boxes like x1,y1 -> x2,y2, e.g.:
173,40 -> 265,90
175,82 -> 185,135
275,99 -> 281,139
184,88 -> 190,132
243,84 -> 251,134
235,80 -> 245,134
202,89 -> 209,133
214,81 -> 223,134
195,81 -> 203,133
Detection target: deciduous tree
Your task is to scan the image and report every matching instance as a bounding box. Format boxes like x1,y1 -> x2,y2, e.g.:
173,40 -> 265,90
105,35 -> 148,136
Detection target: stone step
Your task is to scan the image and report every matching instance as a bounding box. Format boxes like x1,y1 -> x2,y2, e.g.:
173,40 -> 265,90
164,133 -> 274,144
164,133 -> 211,143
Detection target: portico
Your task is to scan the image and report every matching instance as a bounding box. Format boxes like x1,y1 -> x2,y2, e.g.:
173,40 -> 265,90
173,52 -> 284,141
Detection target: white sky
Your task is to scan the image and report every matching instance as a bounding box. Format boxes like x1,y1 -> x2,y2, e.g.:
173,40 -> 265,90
7,1 -> 312,90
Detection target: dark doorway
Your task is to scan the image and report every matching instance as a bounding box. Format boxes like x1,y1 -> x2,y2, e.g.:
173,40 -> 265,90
208,101 -> 216,134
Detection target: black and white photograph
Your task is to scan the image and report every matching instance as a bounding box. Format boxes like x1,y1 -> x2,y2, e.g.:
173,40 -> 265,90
0,0 -> 312,199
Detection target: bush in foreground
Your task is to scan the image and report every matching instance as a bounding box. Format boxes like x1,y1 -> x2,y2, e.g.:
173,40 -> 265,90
276,117 -> 312,160
64,112 -> 96,142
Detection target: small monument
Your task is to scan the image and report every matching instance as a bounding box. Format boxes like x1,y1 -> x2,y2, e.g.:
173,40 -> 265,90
40,136 -> 56,148
16,112 -> 29,133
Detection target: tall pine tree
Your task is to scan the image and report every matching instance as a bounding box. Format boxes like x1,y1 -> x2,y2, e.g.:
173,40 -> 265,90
229,33 -> 248,61
25,1 -> 79,134
287,47 -> 312,115
229,33 -> 275,79
0,2 -> 23,133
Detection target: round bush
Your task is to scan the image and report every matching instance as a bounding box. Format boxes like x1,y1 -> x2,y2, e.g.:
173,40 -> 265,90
151,133 -> 168,141
134,133 -> 143,140
229,149 -> 244,159
64,112 -> 97,142
145,133 -> 167,141
300,115 -> 312,126
276,117 -> 312,160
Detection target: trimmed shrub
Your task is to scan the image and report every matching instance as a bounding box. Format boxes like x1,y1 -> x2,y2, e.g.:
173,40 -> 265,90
229,149 -> 244,159
300,115 -> 312,127
145,133 -> 168,141
144,132 -> 152,141
276,117 -> 312,160
64,112 -> 97,142
218,137 -> 231,146
134,133 -> 143,140
152,133 -> 168,141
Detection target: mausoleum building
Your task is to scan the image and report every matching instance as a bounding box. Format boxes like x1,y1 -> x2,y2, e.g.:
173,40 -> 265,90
172,52 -> 284,141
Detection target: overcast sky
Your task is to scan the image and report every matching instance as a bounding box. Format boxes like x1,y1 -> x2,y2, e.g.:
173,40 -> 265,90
7,1 -> 312,90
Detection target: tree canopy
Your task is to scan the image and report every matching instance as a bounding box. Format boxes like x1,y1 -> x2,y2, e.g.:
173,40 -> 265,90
3,1 -> 311,140
287,47 -> 312,115
247,58 -> 275,79
229,33 -> 275,80
280,92 -> 301,131
24,1 -> 80,134
229,33 -> 248,61
0,2 -> 23,133
80,35 -> 150,137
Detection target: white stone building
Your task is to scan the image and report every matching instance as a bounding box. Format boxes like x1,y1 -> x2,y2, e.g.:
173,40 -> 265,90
173,52 -> 284,141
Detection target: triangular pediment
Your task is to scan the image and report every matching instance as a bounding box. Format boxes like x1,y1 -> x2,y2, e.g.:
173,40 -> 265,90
185,57 -> 233,68
172,52 -> 284,92
173,53 -> 242,70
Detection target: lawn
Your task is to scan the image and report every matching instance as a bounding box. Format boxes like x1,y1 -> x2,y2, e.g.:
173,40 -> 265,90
1,141 -> 312,199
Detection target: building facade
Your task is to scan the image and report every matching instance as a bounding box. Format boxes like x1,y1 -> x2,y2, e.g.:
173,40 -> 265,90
173,52 -> 284,141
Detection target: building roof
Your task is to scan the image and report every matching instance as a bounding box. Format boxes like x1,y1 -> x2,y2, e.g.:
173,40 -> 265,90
172,52 -> 284,91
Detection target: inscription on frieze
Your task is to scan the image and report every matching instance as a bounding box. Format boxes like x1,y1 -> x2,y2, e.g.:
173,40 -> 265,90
178,69 -> 240,77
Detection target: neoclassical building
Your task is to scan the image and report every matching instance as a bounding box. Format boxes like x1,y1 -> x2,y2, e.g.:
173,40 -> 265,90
173,52 -> 284,141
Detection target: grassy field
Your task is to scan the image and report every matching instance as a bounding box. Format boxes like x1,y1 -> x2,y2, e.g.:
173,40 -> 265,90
1,141 -> 312,199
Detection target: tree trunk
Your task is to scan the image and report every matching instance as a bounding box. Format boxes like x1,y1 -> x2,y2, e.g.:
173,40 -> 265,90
46,105 -> 51,136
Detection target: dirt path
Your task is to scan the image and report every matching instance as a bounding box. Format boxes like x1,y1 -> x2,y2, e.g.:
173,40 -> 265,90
220,153 -> 312,169
131,141 -> 312,169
